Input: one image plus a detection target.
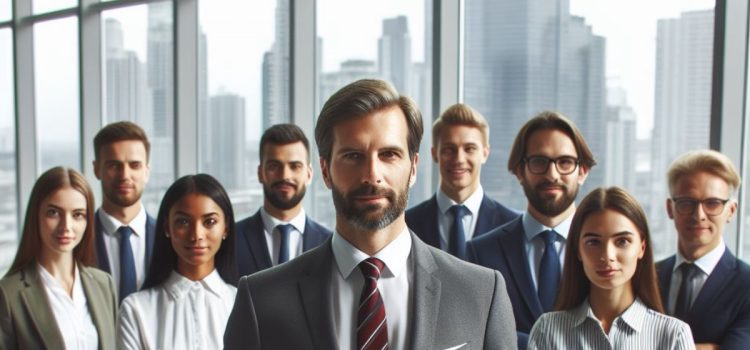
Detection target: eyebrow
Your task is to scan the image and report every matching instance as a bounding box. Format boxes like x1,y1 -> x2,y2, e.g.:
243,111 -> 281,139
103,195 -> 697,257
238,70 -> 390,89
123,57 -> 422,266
46,204 -> 86,212
581,231 -> 634,238
174,210 -> 220,218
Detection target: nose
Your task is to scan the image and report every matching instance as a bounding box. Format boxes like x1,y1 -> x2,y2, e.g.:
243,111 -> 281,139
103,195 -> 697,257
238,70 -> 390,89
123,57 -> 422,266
60,214 -> 73,232
602,242 -> 616,262
281,164 -> 291,180
189,222 -> 205,241
692,201 -> 708,221
455,149 -> 466,163
362,154 -> 383,185
544,161 -> 561,182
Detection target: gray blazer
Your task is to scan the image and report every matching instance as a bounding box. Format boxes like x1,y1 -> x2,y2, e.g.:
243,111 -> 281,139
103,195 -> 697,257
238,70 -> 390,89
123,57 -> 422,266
0,263 -> 118,350
224,232 -> 518,349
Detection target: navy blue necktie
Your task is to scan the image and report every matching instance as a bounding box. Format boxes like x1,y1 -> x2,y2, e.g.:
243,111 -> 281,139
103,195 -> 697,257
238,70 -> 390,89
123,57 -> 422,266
118,226 -> 136,303
449,205 -> 470,259
277,224 -> 293,264
674,263 -> 700,319
538,230 -> 561,312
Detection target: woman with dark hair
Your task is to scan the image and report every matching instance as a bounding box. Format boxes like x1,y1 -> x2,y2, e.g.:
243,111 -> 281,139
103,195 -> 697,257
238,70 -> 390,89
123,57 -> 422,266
117,174 -> 237,349
0,167 -> 117,349
528,187 -> 694,349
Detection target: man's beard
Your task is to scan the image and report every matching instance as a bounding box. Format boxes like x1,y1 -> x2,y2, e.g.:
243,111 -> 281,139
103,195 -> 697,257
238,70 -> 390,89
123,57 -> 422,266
264,181 -> 306,210
522,180 -> 578,217
331,182 -> 409,231
103,185 -> 142,208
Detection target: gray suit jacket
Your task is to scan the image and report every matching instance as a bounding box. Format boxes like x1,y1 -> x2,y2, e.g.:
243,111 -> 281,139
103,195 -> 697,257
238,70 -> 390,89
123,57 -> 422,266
224,232 -> 517,349
0,263 -> 118,350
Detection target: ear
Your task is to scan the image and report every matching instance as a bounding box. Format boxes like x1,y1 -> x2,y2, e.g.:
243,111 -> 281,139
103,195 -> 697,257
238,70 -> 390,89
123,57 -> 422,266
576,164 -> 590,185
143,162 -> 151,184
481,145 -> 490,164
726,200 -> 738,222
638,239 -> 646,259
93,160 -> 101,180
306,163 -> 314,184
513,165 -> 525,183
320,157 -> 332,189
257,164 -> 264,185
666,198 -> 675,219
409,153 -> 419,188
431,147 -> 438,163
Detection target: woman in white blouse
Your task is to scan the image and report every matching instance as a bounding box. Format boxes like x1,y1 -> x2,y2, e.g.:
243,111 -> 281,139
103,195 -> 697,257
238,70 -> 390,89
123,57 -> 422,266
528,187 -> 695,350
117,174 -> 238,350
0,167 -> 117,350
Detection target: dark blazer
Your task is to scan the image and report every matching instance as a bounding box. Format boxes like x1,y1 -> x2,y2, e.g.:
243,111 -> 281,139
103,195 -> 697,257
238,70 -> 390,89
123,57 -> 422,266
224,232 -> 517,350
466,216 -> 542,350
657,248 -> 750,349
0,264 -> 118,350
94,209 -> 157,277
405,194 -> 519,252
234,209 -> 332,280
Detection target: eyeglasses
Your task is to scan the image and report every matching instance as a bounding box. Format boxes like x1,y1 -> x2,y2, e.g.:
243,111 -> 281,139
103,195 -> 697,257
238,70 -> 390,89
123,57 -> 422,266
524,156 -> 579,175
670,197 -> 730,216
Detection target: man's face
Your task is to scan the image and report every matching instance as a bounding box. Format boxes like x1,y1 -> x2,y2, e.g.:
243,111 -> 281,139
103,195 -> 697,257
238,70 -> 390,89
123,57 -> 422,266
93,140 -> 150,209
667,171 -> 736,259
432,125 -> 489,199
516,129 -> 588,217
321,106 -> 418,231
258,141 -> 312,211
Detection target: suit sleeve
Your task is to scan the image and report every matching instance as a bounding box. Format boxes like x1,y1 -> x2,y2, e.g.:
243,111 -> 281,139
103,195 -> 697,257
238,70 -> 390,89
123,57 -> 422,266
223,276 -> 261,350
484,270 -> 518,350
720,297 -> 750,350
0,286 -> 17,350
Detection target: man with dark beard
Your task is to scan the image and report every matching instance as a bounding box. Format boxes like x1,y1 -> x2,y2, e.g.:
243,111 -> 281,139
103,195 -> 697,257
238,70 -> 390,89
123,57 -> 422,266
235,124 -> 332,280
467,111 -> 596,350
225,79 -> 517,349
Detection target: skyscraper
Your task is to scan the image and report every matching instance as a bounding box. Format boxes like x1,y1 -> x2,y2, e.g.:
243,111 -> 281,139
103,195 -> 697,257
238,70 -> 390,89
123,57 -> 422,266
206,93 -> 247,191
261,0 -> 291,129
104,18 -> 149,130
379,16 -> 412,94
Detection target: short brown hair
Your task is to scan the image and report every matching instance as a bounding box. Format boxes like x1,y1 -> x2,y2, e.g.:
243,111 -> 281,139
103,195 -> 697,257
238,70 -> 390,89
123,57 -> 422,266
94,121 -> 151,160
667,149 -> 741,195
315,79 -> 423,163
507,110 -> 596,174
259,124 -> 310,162
555,187 -> 664,313
432,103 -> 489,148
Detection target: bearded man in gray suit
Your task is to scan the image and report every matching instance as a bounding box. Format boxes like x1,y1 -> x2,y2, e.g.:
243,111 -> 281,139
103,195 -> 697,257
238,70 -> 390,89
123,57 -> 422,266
224,79 -> 517,350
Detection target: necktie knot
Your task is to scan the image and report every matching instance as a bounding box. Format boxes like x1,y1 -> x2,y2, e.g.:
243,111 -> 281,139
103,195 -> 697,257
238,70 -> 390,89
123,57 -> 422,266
680,262 -> 700,279
541,230 -> 557,245
119,226 -> 134,240
358,257 -> 385,281
276,224 -> 294,264
450,204 -> 470,218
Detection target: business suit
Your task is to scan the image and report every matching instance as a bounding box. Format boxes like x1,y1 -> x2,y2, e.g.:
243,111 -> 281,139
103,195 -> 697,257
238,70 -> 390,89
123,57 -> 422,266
657,248 -> 750,349
224,232 -> 517,349
234,209 -> 332,278
0,263 -> 118,350
405,194 -> 519,251
94,210 -> 157,276
466,216 -> 545,349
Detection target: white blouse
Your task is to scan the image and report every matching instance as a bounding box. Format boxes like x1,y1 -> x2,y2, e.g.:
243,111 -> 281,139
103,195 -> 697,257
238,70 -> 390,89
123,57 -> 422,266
117,270 -> 237,350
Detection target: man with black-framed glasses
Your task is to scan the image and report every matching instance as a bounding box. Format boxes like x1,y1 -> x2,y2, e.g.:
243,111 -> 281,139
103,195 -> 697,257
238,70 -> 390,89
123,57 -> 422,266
656,150 -> 750,350
467,111 -> 596,350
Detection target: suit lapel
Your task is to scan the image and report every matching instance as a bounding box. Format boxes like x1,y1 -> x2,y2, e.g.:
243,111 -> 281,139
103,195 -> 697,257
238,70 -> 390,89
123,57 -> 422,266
474,195 -> 495,235
80,267 -> 111,350
19,265 -> 65,350
302,217 -> 322,251
144,214 -> 156,271
408,234 -> 440,349
501,219 -> 543,318
94,212 -> 111,274
423,196 -> 442,248
298,241 -> 337,349
657,256 -> 675,307
246,212 -> 273,269
690,249 -> 736,317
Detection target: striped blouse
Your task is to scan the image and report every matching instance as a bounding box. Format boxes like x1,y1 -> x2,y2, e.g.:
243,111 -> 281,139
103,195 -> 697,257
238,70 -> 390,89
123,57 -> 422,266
528,298 -> 695,350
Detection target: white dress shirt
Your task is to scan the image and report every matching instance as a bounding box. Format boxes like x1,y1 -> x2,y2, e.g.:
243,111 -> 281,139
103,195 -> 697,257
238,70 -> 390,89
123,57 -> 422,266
98,205 -> 148,291
331,227 -> 413,350
668,241 -> 725,314
260,207 -> 307,265
435,186 -> 485,249
522,212 -> 571,290
117,270 -> 237,350
38,263 -> 99,350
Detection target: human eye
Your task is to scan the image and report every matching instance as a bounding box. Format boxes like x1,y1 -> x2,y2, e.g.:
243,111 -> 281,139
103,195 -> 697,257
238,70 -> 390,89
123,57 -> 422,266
465,145 -> 478,153
342,152 -> 362,161
440,146 -> 456,156
73,211 -> 87,220
583,238 -> 600,247
558,157 -> 576,167
174,217 -> 189,226
129,161 -> 142,170
615,237 -> 631,247
380,150 -> 400,160
704,199 -> 724,210
290,162 -> 303,171
204,217 -> 218,227
46,208 -> 59,217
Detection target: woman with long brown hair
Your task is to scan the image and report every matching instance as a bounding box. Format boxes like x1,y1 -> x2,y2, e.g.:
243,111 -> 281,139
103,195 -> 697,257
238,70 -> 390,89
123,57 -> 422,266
528,187 -> 694,349
0,167 -> 117,349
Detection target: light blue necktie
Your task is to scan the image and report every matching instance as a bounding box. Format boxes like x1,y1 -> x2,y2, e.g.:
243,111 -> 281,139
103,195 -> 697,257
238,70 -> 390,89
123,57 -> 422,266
538,230 -> 561,312
277,224 -> 293,264
118,226 -> 136,303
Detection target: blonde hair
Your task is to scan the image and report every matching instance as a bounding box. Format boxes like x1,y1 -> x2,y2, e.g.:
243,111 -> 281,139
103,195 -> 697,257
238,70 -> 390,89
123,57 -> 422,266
667,150 -> 740,195
432,103 -> 489,148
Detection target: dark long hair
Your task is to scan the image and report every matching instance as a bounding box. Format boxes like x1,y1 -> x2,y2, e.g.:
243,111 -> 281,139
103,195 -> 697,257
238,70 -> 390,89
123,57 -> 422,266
6,167 -> 97,276
555,186 -> 664,313
142,174 -> 238,288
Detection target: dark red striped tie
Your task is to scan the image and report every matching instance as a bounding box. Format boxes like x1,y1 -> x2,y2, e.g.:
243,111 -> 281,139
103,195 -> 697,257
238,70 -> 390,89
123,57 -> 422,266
357,257 -> 389,350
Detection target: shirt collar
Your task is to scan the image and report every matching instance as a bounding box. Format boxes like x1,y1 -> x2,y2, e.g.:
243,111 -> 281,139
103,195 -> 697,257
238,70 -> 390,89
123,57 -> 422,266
436,185 -> 484,216
332,226 -> 412,281
37,263 -> 85,302
260,207 -> 307,235
98,205 -> 147,237
674,240 -> 725,276
522,211 -> 574,242
163,269 -> 227,300
573,297 -> 648,333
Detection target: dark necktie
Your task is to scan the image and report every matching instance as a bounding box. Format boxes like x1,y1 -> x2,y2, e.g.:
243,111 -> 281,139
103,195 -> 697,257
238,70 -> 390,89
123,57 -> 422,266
538,230 -> 561,312
357,257 -> 389,350
276,224 -> 293,264
449,205 -> 470,259
118,226 -> 136,303
674,263 -> 700,319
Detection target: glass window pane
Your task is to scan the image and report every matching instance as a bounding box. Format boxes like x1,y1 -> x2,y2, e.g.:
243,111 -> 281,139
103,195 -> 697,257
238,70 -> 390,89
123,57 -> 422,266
0,28 -> 16,274
463,0 -> 714,259
316,0 -> 433,229
0,0 -> 10,22
35,17 -> 80,171
33,0 -> 76,15
198,0 -> 282,219
102,3 -> 174,214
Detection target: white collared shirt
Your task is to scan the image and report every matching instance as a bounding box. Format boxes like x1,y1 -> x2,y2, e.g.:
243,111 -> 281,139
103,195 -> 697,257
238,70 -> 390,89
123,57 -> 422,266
117,270 -> 237,350
522,212 -> 572,290
97,205 -> 148,291
331,227 -> 413,350
668,241 -> 726,314
38,263 -> 99,350
435,186 -> 485,250
260,207 -> 307,265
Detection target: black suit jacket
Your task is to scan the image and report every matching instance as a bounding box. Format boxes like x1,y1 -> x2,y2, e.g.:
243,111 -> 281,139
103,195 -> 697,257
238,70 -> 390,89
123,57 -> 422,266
94,209 -> 157,279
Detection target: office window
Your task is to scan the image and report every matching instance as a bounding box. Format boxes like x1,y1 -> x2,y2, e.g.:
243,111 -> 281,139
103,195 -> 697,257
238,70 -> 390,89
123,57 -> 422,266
0,1 -> 10,22
463,0 -> 715,259
315,0 -> 433,229
0,28 -> 16,274
102,3 -> 174,214
33,0 -> 76,15
197,0 -> 286,219
34,17 -> 80,171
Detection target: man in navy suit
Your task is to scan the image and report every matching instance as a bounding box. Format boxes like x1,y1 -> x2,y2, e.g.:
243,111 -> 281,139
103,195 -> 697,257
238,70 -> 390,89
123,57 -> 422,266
466,111 -> 596,349
235,124 -> 331,280
657,150 -> 750,350
92,121 -> 156,302
406,103 -> 518,259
